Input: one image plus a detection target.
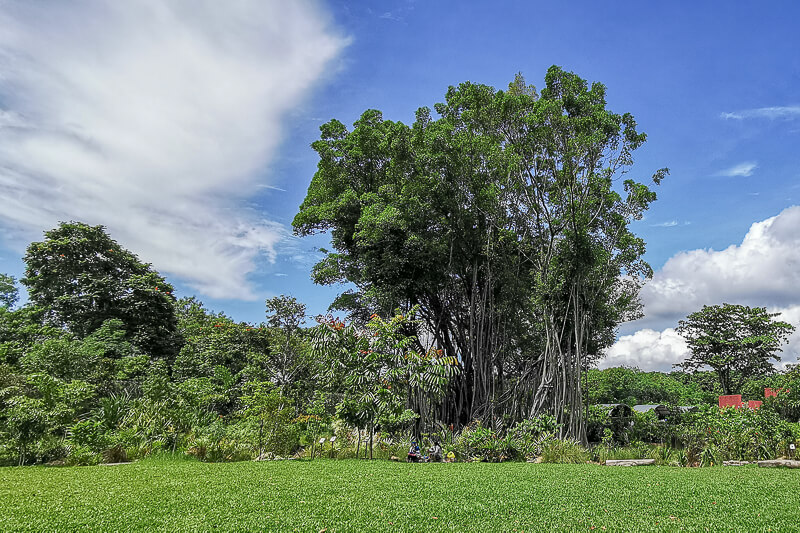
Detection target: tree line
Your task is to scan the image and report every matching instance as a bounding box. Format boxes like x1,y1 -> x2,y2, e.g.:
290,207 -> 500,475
1,66 -> 795,465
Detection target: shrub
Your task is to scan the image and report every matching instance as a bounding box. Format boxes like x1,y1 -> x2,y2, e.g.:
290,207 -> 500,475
540,439 -> 589,464
508,415 -> 560,458
452,421 -> 515,462
65,445 -> 100,466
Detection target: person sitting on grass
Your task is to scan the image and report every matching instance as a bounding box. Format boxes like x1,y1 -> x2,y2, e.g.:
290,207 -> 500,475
428,440 -> 443,462
407,441 -> 420,462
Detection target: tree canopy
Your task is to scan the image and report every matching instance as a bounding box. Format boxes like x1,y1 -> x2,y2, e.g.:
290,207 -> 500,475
294,66 -> 666,440
676,303 -> 795,394
0,274 -> 18,310
21,222 -> 180,360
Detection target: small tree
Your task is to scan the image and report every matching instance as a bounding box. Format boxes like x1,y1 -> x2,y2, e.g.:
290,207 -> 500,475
312,308 -> 458,459
676,303 -> 795,394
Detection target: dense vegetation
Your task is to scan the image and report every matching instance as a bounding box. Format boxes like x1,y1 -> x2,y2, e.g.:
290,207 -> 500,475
3,459 -> 800,531
1,68 -> 797,469
1,223 -> 799,468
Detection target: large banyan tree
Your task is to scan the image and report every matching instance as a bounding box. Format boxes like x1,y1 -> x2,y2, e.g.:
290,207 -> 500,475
294,66 -> 666,442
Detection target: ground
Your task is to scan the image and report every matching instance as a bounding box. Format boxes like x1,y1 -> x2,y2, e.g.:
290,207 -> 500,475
1,458 -> 796,531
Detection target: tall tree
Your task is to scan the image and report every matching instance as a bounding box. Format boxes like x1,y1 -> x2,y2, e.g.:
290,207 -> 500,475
264,295 -> 309,399
22,222 -> 181,360
294,66 -> 664,440
676,303 -> 795,394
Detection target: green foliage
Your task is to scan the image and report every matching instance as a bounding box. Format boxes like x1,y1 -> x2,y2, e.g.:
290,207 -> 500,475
294,67 -> 665,434
452,421 -> 515,462
0,305 -> 66,365
540,439 -> 590,463
0,273 -> 18,309
313,308 -> 458,457
238,381 -> 300,457
0,373 -> 95,465
676,303 -> 795,394
507,415 -> 561,458
676,405 -> 799,464
22,222 -> 181,360
586,366 -> 718,405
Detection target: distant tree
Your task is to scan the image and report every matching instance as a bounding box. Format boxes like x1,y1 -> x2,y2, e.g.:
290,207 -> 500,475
0,273 -> 18,309
264,295 -> 309,399
174,297 -> 265,380
0,305 -> 66,366
21,222 -> 181,360
676,303 -> 795,395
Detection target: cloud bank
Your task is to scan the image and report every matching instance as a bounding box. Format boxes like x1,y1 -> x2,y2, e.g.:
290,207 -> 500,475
0,0 -> 347,299
604,206 -> 800,370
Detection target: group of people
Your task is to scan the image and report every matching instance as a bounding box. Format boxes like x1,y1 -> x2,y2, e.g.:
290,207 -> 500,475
407,440 -> 443,463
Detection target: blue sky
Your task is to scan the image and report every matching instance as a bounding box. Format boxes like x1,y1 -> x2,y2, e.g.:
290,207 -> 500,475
1,1 -> 799,370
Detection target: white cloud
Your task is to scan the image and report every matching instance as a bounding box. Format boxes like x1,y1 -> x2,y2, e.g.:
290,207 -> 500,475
600,328 -> 688,372
771,305 -> 800,370
721,106 -> 800,120
0,0 -> 347,299
603,310 -> 799,372
636,205 -> 800,329
716,162 -> 757,177
606,206 -> 800,370
651,220 -> 678,227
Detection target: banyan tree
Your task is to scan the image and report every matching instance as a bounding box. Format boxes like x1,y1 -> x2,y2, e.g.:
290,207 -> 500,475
293,66 -> 666,443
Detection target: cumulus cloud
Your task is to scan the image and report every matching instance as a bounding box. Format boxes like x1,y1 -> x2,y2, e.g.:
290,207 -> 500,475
636,205 -> 800,330
721,106 -> 800,120
716,162 -> 757,177
0,0 -> 347,299
605,206 -> 800,370
600,328 -> 688,372
767,305 -> 800,370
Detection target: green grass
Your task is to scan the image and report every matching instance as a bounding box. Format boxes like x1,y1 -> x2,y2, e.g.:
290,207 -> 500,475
1,459 -> 798,532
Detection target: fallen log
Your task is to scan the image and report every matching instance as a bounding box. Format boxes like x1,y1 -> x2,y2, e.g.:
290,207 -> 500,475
757,459 -> 800,469
605,459 -> 655,466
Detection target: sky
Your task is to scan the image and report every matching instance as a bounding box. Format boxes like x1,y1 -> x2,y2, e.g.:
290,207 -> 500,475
0,0 -> 799,371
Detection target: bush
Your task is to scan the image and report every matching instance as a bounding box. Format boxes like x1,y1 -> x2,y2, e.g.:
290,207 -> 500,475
65,445 -> 100,466
452,421 -> 515,462
508,415 -> 560,459
540,439 -> 589,464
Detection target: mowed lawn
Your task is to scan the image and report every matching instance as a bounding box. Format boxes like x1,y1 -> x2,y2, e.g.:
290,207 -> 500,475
1,459 -> 797,532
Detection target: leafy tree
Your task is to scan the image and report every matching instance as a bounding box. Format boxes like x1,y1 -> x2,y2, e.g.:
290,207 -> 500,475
294,66 -> 664,440
0,273 -> 18,309
264,295 -> 311,404
22,222 -> 181,360
238,381 -> 298,457
585,366 -> 717,406
313,309 -> 458,458
174,297 -> 267,381
676,303 -> 795,395
0,372 -> 95,465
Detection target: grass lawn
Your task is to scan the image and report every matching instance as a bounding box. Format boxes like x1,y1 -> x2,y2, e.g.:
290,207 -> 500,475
1,458 -> 797,532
